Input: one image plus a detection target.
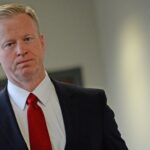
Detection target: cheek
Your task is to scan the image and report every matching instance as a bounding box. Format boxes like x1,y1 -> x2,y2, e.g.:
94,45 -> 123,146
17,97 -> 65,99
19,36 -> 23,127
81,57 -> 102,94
0,52 -> 14,68
1,58 -> 9,68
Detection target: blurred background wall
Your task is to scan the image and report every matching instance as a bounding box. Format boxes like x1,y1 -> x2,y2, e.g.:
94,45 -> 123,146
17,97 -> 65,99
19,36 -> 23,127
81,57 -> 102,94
0,0 -> 150,149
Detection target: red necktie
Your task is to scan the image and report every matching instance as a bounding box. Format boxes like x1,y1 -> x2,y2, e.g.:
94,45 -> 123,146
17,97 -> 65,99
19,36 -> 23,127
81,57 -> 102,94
27,93 -> 52,150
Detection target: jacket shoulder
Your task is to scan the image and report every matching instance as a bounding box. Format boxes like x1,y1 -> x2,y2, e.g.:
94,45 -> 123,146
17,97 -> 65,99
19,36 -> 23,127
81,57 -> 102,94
52,79 -> 107,105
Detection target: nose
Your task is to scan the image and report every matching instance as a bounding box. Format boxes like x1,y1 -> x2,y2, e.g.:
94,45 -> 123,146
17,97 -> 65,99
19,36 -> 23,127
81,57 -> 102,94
16,41 -> 28,57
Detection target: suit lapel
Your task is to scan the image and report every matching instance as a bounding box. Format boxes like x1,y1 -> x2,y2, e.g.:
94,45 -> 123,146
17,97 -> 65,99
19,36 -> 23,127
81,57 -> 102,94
52,80 -> 80,149
0,88 -> 28,150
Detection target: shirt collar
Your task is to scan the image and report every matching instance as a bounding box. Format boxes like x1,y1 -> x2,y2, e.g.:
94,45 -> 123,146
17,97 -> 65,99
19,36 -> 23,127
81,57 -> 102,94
7,72 -> 53,110
33,72 -> 52,106
7,81 -> 29,110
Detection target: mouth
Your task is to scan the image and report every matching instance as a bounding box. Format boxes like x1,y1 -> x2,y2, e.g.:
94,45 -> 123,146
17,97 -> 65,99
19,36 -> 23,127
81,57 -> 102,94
16,59 -> 33,67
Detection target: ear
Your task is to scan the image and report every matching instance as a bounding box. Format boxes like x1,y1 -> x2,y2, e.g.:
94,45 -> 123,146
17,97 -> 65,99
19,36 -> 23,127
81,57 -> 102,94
39,34 -> 45,50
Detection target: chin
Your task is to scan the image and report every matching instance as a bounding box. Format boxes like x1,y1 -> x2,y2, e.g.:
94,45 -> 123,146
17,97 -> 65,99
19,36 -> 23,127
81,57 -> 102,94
16,69 -> 34,79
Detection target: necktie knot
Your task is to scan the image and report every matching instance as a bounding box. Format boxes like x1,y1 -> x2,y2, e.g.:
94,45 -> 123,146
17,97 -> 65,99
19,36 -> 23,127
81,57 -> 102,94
27,93 -> 37,105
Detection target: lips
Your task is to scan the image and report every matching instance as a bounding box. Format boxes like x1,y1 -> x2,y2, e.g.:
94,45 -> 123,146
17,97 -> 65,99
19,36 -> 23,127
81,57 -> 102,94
16,59 -> 33,66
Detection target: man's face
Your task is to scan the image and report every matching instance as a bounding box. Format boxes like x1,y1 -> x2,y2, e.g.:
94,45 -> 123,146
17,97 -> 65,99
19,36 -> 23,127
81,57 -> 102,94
0,14 -> 45,84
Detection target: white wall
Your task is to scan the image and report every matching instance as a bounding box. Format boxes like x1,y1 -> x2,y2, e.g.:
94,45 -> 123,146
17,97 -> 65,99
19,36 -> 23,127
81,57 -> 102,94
93,0 -> 150,149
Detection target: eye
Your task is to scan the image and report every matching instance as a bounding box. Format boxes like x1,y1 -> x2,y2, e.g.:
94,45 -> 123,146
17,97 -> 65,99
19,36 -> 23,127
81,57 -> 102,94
3,41 -> 15,49
24,36 -> 34,43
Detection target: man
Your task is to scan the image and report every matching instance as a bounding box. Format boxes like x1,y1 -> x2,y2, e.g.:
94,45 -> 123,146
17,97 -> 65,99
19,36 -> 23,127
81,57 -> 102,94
0,3 -> 128,150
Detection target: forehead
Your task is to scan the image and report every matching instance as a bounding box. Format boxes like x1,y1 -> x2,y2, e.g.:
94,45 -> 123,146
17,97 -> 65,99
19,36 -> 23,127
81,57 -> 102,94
0,14 -> 37,36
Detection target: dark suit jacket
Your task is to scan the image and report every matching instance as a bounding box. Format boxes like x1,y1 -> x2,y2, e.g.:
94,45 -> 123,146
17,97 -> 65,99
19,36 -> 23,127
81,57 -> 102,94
0,79 -> 128,150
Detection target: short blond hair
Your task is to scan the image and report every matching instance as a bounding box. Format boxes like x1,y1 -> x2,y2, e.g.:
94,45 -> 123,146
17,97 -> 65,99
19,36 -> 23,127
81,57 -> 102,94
0,3 -> 40,32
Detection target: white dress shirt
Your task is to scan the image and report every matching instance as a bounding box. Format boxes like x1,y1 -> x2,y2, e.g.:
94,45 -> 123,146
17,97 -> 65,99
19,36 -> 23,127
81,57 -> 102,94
7,73 -> 66,150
